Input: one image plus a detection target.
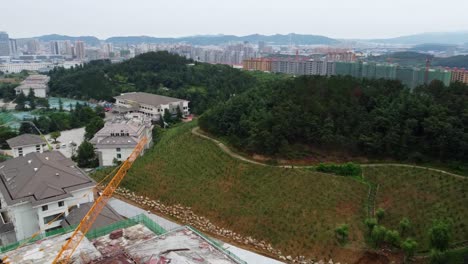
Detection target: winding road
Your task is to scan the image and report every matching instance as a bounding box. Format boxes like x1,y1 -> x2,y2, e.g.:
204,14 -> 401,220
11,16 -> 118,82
192,127 -> 466,179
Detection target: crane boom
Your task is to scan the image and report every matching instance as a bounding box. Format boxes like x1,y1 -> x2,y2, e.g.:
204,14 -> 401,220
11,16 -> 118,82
52,136 -> 148,264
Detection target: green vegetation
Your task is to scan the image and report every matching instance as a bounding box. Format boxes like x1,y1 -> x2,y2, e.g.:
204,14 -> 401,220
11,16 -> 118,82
50,131 -> 61,143
48,51 -> 258,114
334,224 -> 349,244
200,75 -> 468,164
401,238 -> 418,262
74,141 -> 98,168
18,103 -> 102,135
84,116 -> 104,140
316,163 -> 362,177
92,122 -> 368,257
364,166 -> 468,250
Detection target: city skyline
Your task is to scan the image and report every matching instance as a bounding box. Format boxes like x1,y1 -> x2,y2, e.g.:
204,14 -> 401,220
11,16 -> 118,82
3,0 -> 468,39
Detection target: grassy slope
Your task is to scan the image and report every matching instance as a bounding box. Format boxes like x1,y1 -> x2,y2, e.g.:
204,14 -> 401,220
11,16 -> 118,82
364,166 -> 468,250
113,122 -> 369,257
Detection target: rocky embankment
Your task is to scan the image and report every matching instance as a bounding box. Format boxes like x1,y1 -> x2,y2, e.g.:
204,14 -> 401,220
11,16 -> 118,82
115,187 -> 342,264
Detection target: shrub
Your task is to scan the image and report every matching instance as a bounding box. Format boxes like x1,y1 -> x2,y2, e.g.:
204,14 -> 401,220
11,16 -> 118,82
384,229 -> 400,247
399,217 -> 411,236
376,208 -> 385,222
334,224 -> 349,244
429,220 -> 452,251
371,225 -> 387,247
364,218 -> 378,234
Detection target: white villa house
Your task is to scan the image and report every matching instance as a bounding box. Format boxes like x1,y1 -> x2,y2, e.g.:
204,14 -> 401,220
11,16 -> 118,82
0,151 -> 95,245
14,74 -> 50,98
6,134 -> 48,158
113,92 -> 189,120
90,114 -> 153,166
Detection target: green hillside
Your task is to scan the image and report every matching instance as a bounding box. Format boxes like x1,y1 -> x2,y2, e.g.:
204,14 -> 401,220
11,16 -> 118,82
95,122 -> 369,258
364,166 -> 468,250
93,122 -> 468,260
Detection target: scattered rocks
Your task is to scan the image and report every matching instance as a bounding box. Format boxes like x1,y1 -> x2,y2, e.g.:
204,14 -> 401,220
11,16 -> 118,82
115,187 -> 337,264
109,229 -> 123,239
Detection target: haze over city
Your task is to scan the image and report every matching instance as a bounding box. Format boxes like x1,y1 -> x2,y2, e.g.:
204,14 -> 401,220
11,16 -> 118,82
3,0 -> 468,39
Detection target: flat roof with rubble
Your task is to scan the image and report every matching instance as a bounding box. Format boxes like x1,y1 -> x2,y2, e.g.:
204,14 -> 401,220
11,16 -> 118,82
0,216 -> 246,264
93,225 -> 243,264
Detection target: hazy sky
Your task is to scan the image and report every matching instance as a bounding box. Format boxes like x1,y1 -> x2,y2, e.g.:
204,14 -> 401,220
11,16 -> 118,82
3,0 -> 468,39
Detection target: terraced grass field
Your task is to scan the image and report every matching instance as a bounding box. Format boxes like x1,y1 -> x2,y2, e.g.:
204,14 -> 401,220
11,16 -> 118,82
364,166 -> 468,250
103,122 -> 369,258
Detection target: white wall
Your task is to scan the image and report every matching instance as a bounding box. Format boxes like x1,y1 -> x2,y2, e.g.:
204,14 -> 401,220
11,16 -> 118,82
11,144 -> 47,158
16,88 -> 47,98
99,146 -> 134,166
9,202 -> 38,241
7,186 -> 94,241
116,99 -> 189,118
35,187 -> 93,232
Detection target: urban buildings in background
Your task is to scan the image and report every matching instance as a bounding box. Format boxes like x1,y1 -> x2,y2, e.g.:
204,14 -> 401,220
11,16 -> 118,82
1,30 -> 468,87
243,57 -> 465,87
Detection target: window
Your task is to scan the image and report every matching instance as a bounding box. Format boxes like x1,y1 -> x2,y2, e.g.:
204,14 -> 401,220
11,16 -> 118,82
43,213 -> 64,224
116,148 -> 121,152
36,145 -> 41,152
117,154 -> 122,159
58,201 -> 64,207
42,205 -> 48,211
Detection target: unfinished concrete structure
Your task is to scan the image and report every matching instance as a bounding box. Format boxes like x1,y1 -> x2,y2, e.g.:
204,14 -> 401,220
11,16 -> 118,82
0,214 -> 246,264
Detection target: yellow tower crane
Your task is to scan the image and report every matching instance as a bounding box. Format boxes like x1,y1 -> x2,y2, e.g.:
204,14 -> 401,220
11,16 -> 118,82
52,136 -> 147,264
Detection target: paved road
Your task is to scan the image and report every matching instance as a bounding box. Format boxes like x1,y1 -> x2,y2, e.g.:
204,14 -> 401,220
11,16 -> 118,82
108,198 -> 284,264
45,127 -> 85,158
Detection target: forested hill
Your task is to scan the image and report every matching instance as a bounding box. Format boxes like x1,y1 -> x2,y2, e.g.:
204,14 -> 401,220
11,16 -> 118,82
48,51 -> 258,114
199,76 -> 468,163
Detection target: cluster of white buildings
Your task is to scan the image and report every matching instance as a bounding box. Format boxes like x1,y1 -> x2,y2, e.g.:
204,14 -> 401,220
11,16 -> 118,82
91,92 -> 189,166
14,74 -> 49,98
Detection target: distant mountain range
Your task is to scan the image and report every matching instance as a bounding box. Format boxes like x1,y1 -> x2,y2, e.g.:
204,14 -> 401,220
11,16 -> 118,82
32,33 -> 337,46
36,34 -> 101,46
32,31 -> 468,46
367,32 -> 468,45
105,33 -> 339,45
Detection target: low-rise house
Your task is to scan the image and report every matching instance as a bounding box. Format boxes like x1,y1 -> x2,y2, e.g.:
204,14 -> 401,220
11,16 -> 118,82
0,151 -> 95,245
6,134 -> 48,158
90,114 -> 153,166
114,92 -> 189,120
14,74 -> 50,98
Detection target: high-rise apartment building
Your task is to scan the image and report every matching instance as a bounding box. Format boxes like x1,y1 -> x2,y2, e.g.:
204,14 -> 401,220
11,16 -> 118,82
75,41 -> 85,60
0,31 -> 11,56
451,68 -> 468,84
9,39 -> 17,56
49,41 -> 60,55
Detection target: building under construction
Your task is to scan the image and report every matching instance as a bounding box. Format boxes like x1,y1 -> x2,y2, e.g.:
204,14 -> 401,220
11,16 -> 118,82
0,214 -> 246,264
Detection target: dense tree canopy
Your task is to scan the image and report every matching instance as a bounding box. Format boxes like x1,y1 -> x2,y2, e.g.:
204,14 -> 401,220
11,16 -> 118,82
199,75 -> 468,163
48,51 -> 257,114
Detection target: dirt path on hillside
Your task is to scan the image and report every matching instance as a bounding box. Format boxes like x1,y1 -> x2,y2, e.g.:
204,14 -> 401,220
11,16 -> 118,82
191,127 -> 466,180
